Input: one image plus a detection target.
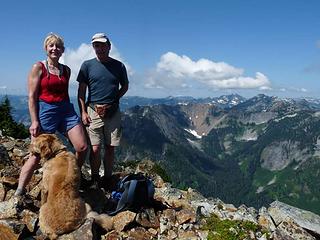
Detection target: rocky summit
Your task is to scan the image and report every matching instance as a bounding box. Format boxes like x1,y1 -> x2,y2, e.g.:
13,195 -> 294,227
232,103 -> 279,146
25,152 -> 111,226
0,135 -> 320,240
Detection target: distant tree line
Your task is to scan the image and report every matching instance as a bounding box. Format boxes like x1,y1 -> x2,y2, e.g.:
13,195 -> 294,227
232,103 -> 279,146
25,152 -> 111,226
0,96 -> 29,139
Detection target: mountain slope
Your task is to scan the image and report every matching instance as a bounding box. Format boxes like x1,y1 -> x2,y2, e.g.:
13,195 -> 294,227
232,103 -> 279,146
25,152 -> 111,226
3,94 -> 320,214
118,95 -> 320,214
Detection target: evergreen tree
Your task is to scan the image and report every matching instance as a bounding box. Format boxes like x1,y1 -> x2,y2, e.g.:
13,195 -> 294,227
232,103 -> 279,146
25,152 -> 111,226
0,96 -> 29,139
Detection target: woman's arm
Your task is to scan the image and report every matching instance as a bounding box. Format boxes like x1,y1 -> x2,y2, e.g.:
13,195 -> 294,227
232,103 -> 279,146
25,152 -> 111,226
28,63 -> 42,137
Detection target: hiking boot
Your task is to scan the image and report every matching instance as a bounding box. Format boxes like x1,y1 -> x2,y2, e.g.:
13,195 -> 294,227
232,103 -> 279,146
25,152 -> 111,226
101,174 -> 119,192
79,173 -> 90,190
89,179 -> 100,190
89,174 -> 101,190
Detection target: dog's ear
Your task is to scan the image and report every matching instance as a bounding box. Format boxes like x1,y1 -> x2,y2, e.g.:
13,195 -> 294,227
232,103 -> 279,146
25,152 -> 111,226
38,135 -> 55,159
30,134 -> 54,159
29,134 -> 66,160
29,142 -> 39,155
41,134 -> 66,159
50,134 -> 66,152
29,136 -> 45,156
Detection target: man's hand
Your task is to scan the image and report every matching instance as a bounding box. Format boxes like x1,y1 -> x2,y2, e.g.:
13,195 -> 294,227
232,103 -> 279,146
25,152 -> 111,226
81,112 -> 91,126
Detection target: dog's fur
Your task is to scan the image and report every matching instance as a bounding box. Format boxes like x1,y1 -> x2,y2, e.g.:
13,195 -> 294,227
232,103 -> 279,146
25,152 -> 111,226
30,134 -> 87,239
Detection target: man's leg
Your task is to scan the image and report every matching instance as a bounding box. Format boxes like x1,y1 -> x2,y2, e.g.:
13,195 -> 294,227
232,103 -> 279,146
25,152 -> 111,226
16,154 -> 40,195
85,144 -> 100,189
91,144 -> 101,178
103,109 -> 121,178
104,145 -> 115,178
82,121 -> 105,189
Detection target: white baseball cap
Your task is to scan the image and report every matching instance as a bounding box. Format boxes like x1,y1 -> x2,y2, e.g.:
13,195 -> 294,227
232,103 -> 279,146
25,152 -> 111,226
91,33 -> 109,44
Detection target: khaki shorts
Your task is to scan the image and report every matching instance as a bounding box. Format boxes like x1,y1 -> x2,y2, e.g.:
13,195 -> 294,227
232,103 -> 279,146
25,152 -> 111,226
87,105 -> 122,146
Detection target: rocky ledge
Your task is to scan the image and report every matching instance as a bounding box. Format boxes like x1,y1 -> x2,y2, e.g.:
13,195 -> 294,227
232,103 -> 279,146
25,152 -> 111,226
0,135 -> 320,240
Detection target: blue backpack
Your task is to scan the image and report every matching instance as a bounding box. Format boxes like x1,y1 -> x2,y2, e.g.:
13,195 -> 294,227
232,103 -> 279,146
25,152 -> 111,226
109,173 -> 155,215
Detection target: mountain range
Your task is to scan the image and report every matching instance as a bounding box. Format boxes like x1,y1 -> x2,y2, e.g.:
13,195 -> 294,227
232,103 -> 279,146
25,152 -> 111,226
3,94 -> 320,215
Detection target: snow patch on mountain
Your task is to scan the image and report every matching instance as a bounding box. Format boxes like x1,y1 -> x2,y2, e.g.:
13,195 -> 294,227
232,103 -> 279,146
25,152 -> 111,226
185,128 -> 202,139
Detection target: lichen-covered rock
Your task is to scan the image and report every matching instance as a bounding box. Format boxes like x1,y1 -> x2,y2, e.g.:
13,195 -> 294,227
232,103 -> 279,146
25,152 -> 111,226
58,218 -> 95,240
112,210 -> 136,232
274,217 -> 316,240
0,219 -> 27,240
0,136 -> 320,240
21,209 -> 38,233
176,208 -> 196,225
0,183 -> 6,201
127,226 -> 154,240
136,208 -> 160,228
0,145 -> 11,168
0,196 -> 22,219
269,201 -> 320,235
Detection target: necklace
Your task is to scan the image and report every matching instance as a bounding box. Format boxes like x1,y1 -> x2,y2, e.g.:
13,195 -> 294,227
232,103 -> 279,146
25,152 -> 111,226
47,63 -> 58,69
45,60 -> 63,80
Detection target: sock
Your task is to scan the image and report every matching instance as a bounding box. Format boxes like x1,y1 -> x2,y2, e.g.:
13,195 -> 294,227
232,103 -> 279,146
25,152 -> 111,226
14,188 -> 26,196
104,169 -> 112,179
92,173 -> 100,181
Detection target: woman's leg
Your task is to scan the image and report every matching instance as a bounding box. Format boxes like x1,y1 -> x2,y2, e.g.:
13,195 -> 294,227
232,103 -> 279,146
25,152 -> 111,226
16,154 -> 40,195
67,123 -> 88,167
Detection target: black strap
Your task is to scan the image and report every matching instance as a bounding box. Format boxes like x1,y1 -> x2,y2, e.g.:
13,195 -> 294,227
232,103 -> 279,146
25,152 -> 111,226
108,180 -> 137,216
107,174 -> 155,216
46,147 -> 67,160
147,179 -> 155,200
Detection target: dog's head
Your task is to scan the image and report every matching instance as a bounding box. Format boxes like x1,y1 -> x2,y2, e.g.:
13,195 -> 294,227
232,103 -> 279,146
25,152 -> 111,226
29,134 -> 66,161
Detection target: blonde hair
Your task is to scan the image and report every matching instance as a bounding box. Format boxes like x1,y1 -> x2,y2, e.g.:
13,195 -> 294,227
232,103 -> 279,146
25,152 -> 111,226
43,33 -> 65,51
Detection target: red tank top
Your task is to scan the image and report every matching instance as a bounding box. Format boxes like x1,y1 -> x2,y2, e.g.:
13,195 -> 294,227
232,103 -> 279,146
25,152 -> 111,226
38,61 -> 70,103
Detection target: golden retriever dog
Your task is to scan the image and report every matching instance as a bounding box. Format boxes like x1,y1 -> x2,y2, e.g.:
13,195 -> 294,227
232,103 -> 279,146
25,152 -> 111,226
30,134 -> 87,239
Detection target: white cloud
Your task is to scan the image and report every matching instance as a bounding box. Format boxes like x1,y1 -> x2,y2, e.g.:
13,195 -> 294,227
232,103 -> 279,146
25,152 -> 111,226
259,85 -> 272,91
301,88 -> 307,92
60,43 -> 133,84
293,87 -> 307,92
60,43 -> 95,83
60,47 -> 272,97
278,87 -> 308,93
145,52 -> 271,90
157,52 -> 243,80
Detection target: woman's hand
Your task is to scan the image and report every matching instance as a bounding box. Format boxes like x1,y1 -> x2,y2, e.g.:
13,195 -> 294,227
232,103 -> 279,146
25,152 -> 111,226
29,121 -> 40,137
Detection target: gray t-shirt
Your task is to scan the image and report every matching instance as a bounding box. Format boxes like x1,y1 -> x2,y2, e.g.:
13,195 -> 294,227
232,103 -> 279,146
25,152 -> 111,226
76,58 -> 129,104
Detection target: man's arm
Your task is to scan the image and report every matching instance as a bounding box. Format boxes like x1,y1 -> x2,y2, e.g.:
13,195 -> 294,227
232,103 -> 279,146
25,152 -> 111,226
117,63 -> 129,101
77,82 -> 91,125
117,83 -> 129,101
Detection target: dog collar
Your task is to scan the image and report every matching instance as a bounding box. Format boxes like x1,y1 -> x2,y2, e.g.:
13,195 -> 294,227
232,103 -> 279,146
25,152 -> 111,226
47,147 -> 67,160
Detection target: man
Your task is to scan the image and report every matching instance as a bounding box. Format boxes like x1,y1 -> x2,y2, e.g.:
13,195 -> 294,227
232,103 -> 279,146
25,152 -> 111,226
77,33 -> 129,187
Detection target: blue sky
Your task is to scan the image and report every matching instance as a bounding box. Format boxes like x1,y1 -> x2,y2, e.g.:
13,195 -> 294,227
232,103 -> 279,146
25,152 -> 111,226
0,0 -> 319,98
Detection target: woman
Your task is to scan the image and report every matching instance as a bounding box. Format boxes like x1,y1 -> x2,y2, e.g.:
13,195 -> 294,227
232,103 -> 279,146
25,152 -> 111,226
15,33 -> 87,196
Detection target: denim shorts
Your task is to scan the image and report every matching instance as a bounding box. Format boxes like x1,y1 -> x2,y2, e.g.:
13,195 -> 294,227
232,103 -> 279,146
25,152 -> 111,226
39,100 -> 80,134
